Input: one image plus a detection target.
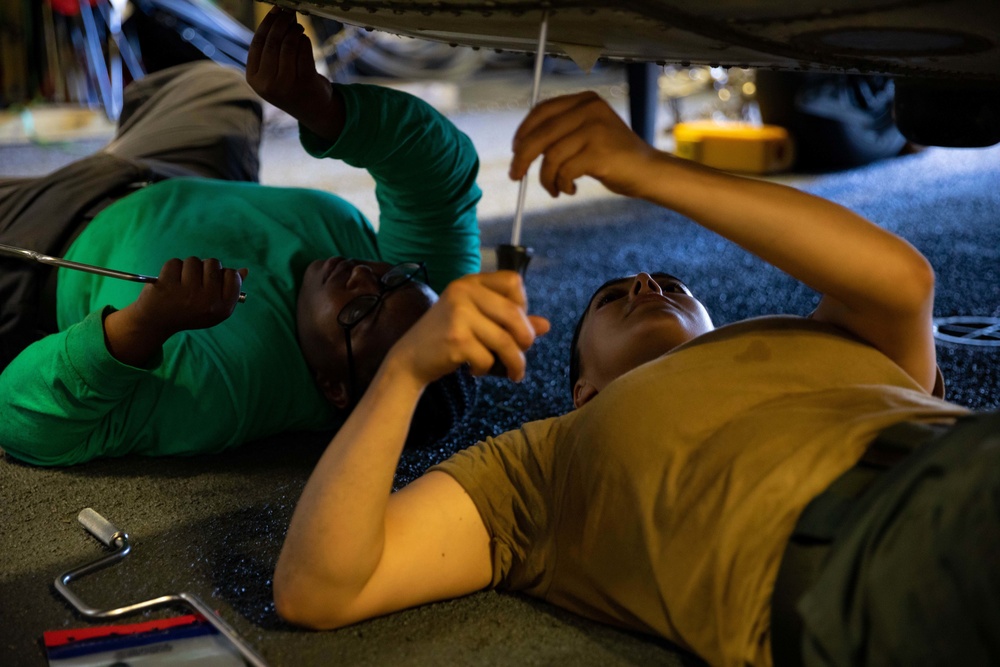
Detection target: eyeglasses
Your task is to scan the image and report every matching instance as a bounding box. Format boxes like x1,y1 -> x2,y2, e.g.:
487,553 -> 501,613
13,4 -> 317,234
337,261 -> 429,404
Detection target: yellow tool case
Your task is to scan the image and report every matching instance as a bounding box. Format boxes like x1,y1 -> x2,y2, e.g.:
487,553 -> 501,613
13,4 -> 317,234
672,121 -> 795,174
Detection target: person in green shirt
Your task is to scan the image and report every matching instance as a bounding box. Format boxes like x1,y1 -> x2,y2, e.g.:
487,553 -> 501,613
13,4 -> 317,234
0,9 -> 480,467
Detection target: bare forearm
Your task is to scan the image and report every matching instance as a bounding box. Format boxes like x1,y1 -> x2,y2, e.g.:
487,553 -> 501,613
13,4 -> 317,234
297,83 -> 346,143
512,91 -> 935,388
633,153 -> 933,313
510,91 -> 931,317
276,272 -> 547,628
275,355 -> 425,622
103,306 -> 169,367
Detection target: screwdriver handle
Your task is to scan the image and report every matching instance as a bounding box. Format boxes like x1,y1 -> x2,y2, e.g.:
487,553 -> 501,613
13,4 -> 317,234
496,243 -> 533,275
489,244 -> 534,377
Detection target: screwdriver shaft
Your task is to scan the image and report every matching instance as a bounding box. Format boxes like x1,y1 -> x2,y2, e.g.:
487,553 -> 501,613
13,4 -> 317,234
510,11 -> 549,248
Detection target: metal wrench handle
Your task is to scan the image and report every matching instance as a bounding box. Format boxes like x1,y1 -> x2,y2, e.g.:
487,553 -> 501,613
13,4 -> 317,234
0,242 -> 247,303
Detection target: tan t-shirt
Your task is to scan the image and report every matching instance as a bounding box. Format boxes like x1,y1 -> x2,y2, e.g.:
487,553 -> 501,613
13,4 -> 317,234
431,316 -> 969,667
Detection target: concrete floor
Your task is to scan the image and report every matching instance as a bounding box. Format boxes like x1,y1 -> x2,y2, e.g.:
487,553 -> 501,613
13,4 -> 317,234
3,136 -> 998,667
1,65 -> 791,229
0,67 -> 644,223
263,67 -> 651,225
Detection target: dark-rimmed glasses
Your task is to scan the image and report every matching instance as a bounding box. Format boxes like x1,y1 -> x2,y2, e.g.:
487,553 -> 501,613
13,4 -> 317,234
337,261 -> 429,404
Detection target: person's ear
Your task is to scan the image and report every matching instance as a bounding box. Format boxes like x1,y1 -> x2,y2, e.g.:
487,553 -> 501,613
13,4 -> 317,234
573,378 -> 599,409
315,370 -> 351,410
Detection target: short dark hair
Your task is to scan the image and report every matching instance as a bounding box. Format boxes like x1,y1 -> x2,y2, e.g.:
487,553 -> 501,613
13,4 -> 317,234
405,365 -> 478,449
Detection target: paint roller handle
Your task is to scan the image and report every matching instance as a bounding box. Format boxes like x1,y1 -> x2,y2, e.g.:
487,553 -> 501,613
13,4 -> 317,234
78,508 -> 126,548
488,244 -> 534,377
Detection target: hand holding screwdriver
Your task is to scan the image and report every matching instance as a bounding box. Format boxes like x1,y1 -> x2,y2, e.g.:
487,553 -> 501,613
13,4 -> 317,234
489,11 -> 548,378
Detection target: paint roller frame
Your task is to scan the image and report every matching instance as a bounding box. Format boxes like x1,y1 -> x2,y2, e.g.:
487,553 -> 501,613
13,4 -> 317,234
54,507 -> 269,667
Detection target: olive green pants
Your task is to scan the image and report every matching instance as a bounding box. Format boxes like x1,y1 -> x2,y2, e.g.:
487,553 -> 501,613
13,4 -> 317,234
774,411 -> 1000,666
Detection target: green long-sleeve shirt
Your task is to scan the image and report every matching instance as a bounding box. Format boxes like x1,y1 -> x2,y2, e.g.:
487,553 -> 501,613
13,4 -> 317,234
0,83 -> 481,466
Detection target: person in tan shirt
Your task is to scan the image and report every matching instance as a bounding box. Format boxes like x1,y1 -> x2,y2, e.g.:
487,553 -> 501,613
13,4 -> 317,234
269,92 -> 998,666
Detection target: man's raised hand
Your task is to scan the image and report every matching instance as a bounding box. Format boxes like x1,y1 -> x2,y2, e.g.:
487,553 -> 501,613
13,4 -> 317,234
246,7 -> 345,141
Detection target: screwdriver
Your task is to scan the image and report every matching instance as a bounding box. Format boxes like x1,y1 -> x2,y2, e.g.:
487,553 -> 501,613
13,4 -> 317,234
497,10 -> 549,277
0,243 -> 247,303
490,11 -> 549,377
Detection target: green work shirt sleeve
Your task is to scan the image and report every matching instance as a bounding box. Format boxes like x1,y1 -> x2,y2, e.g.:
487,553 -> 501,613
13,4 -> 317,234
0,303 -> 263,466
299,83 -> 482,292
0,308 -> 158,466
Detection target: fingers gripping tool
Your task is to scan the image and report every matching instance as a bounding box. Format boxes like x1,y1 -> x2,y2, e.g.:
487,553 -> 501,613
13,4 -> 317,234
490,11 -> 548,376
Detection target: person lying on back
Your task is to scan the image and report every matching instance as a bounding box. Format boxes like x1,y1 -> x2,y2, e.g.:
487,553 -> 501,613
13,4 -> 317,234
0,8 -> 479,466
269,91 -> 997,667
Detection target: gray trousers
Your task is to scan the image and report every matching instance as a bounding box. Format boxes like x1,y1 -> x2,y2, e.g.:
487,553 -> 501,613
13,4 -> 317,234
0,62 -> 262,371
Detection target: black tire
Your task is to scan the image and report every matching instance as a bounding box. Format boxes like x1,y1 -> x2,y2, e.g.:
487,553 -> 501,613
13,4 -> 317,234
755,71 -> 908,171
893,78 -> 1000,148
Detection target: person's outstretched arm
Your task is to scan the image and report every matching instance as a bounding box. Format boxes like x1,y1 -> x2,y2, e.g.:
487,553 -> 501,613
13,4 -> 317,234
510,92 -> 937,393
274,272 -> 550,629
246,8 -> 481,291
